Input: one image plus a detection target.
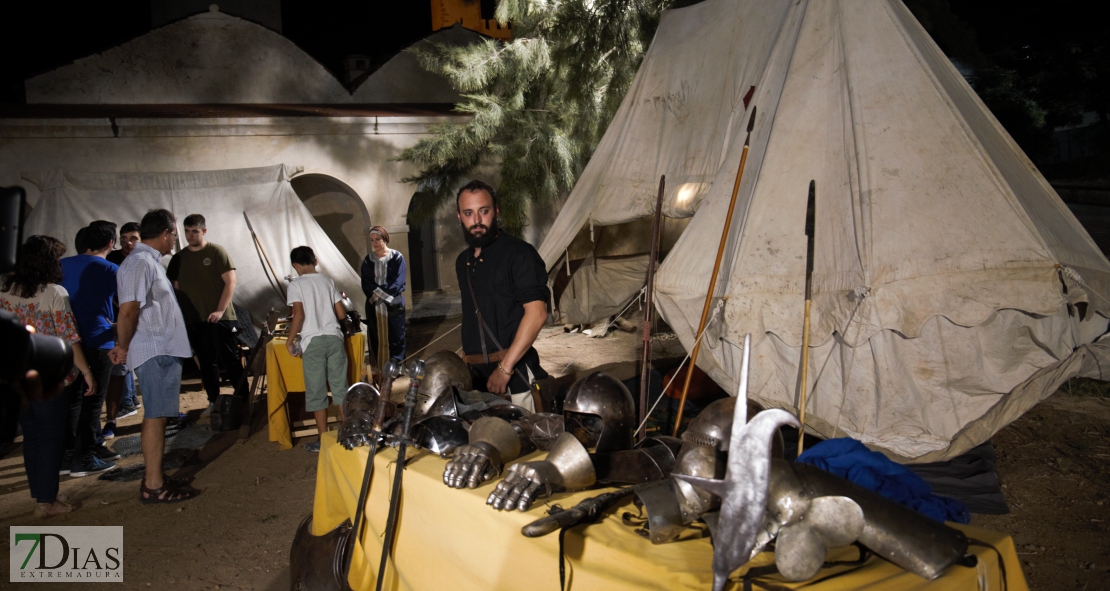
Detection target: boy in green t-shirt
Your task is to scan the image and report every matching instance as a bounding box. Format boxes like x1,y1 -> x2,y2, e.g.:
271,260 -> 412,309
166,214 -> 245,407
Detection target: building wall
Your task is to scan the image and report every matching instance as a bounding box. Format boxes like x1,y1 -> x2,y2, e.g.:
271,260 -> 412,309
0,116 -> 472,305
25,11 -> 349,104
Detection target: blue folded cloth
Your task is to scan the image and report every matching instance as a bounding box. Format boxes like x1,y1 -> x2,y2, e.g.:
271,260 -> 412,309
797,437 -> 970,524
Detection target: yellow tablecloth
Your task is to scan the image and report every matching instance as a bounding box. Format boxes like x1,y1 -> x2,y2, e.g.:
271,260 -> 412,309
267,334 -> 365,450
312,432 -> 1029,591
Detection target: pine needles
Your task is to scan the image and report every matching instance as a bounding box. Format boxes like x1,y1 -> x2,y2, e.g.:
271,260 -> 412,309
399,0 -> 678,234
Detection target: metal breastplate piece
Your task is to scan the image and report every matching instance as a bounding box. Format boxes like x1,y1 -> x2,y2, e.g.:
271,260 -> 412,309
469,416 -> 523,463
592,436 -> 682,484
416,351 -> 473,419
757,459 -> 865,581
562,371 -> 635,453
289,515 -> 352,591
534,432 -> 598,490
411,416 -> 469,457
790,462 -> 968,580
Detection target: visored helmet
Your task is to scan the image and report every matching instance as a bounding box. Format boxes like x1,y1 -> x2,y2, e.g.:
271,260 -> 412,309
562,372 -> 635,453
416,351 -> 473,419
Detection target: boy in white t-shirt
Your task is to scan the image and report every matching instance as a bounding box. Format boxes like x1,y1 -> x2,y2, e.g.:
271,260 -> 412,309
285,246 -> 349,452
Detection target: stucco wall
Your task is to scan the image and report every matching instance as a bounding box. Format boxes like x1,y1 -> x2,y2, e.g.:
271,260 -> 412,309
350,25 -> 479,104
25,11 -> 350,104
26,11 -> 486,106
0,117 -> 455,303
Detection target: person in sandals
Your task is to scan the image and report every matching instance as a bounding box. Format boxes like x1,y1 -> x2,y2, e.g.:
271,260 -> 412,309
285,246 -> 349,452
110,209 -> 198,504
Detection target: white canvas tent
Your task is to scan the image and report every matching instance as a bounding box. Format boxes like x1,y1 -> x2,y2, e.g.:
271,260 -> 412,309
22,164 -> 363,325
539,0 -> 1110,462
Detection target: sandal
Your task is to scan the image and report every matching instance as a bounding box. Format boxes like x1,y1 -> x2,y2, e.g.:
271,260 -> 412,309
34,500 -> 75,518
139,480 -> 198,505
163,473 -> 193,488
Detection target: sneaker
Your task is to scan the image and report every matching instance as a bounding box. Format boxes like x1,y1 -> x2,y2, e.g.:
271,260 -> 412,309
116,405 -> 139,419
303,441 -> 321,453
201,403 -> 214,416
102,422 -> 116,440
70,457 -> 116,478
94,445 -> 121,461
59,452 -> 73,475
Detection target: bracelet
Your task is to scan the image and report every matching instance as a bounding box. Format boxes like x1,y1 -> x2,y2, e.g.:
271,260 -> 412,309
496,363 -> 512,376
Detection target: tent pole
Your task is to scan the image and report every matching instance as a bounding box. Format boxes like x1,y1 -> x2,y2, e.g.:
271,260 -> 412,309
672,108 -> 757,437
243,211 -> 286,301
638,175 -> 666,442
797,180 -> 817,455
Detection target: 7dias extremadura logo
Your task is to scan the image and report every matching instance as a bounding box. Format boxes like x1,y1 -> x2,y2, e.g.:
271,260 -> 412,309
10,526 -> 123,582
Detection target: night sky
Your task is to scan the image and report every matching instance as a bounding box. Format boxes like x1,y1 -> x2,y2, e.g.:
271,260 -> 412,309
0,1 -> 432,103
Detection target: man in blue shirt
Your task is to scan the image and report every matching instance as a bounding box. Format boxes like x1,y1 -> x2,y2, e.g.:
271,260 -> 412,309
60,221 -> 120,477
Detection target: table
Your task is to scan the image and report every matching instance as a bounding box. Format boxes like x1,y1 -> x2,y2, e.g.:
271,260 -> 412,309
312,432 -> 1029,591
267,334 -> 366,450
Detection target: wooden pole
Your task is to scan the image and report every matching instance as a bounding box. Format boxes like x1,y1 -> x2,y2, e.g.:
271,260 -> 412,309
672,108 -> 757,436
638,175 -> 666,441
797,180 -> 817,455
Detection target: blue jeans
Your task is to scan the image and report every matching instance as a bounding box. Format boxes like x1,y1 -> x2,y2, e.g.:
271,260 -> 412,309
119,371 -> 137,409
135,356 -> 182,419
20,389 -> 69,504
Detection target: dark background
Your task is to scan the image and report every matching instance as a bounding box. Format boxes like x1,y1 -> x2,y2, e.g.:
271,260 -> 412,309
0,1 -> 433,103
0,0 -> 1105,177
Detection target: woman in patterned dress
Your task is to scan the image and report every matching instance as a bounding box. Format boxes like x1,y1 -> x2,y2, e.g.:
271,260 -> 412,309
1,235 -> 96,517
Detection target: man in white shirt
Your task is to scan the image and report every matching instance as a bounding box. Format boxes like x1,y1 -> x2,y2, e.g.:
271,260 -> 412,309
285,246 -> 348,452
110,209 -> 197,503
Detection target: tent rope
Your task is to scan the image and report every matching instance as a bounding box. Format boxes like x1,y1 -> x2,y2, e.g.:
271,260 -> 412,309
1059,264 -> 1110,307
403,323 -> 462,363
634,301 -> 724,438
808,287 -> 869,439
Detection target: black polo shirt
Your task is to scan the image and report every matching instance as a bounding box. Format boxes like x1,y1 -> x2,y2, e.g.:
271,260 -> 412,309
456,232 -> 550,357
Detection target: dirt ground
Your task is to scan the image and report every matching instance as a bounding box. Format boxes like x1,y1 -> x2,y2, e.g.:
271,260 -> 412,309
1,315 -> 1107,590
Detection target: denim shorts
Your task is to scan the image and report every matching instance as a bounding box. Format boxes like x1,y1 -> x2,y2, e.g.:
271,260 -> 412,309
134,355 -> 182,419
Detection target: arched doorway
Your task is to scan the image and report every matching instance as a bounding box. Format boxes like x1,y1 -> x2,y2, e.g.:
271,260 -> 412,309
407,194 -> 439,291
290,174 -> 371,270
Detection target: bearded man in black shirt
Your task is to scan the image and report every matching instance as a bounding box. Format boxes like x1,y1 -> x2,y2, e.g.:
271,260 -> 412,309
454,180 -> 550,401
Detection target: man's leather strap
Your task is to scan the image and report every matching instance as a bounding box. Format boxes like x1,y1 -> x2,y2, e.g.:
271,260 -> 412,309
462,349 -> 507,365
464,261 -> 491,364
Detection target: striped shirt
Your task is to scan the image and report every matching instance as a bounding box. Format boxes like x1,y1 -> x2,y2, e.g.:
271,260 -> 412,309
117,242 -> 191,369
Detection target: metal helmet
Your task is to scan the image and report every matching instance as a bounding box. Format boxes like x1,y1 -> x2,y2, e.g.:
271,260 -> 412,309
416,351 -> 473,419
562,372 -> 635,453
411,416 -> 469,457
425,385 -> 461,418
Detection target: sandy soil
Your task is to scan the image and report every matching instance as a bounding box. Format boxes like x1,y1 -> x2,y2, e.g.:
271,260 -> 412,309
1,316 -> 1107,590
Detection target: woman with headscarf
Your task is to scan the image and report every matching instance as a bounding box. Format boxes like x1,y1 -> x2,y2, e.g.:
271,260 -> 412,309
1,235 -> 98,517
360,226 -> 406,373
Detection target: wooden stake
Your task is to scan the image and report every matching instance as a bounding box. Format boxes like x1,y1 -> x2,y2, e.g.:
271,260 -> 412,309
638,175 -> 666,441
797,180 -> 816,455
672,108 -> 757,437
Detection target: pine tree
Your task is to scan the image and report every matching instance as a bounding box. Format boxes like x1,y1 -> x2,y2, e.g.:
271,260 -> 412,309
400,0 -> 692,234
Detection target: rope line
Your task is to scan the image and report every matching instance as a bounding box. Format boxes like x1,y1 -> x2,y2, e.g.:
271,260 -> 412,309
403,323 -> 462,363
634,301 -> 724,438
